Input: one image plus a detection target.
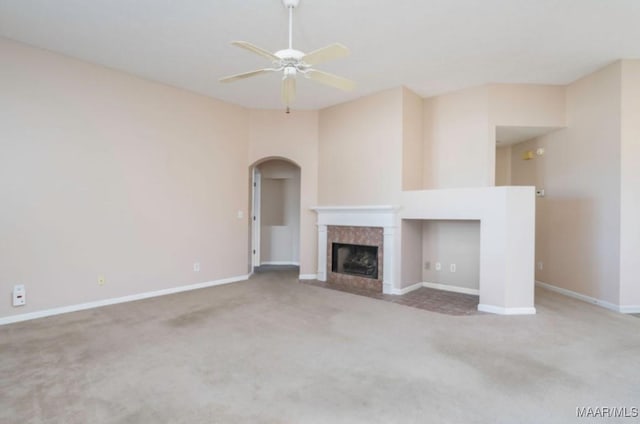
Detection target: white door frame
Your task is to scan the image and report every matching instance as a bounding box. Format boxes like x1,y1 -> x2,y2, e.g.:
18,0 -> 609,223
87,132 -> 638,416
251,167 -> 261,269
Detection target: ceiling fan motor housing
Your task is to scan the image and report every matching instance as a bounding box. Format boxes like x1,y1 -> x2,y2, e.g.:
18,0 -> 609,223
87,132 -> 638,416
282,0 -> 300,8
275,49 -> 307,69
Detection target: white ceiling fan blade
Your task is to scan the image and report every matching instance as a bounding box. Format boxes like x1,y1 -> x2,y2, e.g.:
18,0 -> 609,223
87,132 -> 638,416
303,43 -> 350,66
281,76 -> 297,105
219,68 -> 276,83
306,69 -> 355,91
231,41 -> 279,62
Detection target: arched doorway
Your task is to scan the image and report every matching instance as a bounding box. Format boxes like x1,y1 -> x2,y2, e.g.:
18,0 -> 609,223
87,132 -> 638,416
250,158 -> 301,272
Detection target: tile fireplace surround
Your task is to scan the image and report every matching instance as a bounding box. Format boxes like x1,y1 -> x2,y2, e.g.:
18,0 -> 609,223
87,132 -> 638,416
326,226 -> 384,292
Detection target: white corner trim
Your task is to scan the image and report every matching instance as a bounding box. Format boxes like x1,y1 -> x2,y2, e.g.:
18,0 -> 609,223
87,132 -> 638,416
260,261 -> 300,266
390,282 -> 423,295
535,280 -> 622,312
0,274 -> 250,326
298,274 -> 318,280
478,304 -> 537,315
422,282 -> 480,296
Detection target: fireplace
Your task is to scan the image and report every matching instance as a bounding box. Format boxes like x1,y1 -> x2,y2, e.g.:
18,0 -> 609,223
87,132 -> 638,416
326,225 -> 384,291
332,243 -> 378,279
311,205 -> 398,294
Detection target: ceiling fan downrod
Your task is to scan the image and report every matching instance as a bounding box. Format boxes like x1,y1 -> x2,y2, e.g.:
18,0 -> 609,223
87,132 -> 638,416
283,0 -> 299,113
287,1 -> 294,50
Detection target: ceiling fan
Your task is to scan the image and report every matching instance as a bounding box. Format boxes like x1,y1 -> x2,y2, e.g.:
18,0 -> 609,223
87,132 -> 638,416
219,0 -> 355,111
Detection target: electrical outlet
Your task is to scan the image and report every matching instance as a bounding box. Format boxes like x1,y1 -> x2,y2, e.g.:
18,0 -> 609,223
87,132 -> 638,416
537,261 -> 544,270
424,261 -> 430,270
450,264 -> 456,273
98,276 -> 105,286
13,285 -> 25,306
193,262 -> 200,272
435,262 -> 441,271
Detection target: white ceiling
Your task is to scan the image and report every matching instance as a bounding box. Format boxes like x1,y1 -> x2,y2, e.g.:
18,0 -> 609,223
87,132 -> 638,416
1,0 -> 639,110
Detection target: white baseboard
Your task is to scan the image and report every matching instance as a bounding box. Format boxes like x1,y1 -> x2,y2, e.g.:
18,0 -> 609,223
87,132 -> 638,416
390,282 -> 423,295
0,274 -> 250,326
260,261 -> 300,266
422,282 -> 479,296
298,274 -> 317,280
393,282 -> 534,315
391,281 -> 479,296
619,305 -> 640,313
535,280 -> 631,313
477,304 -> 536,315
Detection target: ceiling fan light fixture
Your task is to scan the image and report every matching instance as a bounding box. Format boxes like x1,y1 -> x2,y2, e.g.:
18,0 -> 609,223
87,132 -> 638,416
283,67 -> 297,78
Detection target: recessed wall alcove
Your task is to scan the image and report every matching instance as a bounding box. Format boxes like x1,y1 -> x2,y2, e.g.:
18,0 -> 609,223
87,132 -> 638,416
401,219 -> 481,296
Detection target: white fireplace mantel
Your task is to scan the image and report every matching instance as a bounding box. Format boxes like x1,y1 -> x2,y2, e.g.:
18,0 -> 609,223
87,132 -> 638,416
311,205 -> 400,294
311,205 -> 400,227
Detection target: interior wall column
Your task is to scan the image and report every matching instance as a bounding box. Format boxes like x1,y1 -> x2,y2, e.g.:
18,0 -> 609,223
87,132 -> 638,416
383,226 -> 396,294
317,224 -> 327,281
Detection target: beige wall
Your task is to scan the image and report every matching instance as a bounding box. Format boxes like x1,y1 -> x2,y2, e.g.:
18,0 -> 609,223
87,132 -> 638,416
509,137 -> 544,291
420,83 -> 566,297
261,179 -> 286,226
620,59 -> 640,307
489,84 -> 566,128
400,220 -> 423,287
423,86 -> 492,189
509,139 -> 538,186
489,84 -> 566,189
495,145 -> 512,186
0,39 -> 250,318
258,160 -> 300,264
402,88 -> 424,190
421,221 -> 481,290
248,110 -> 318,276
319,88 -> 403,205
423,83 -> 565,190
420,87 -> 490,292
509,63 -> 622,303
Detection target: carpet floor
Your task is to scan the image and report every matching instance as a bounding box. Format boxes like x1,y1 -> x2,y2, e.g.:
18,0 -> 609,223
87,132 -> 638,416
1,268 -> 639,423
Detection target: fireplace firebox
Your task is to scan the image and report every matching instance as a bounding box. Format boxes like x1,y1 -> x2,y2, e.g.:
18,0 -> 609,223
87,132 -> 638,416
331,243 -> 378,279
